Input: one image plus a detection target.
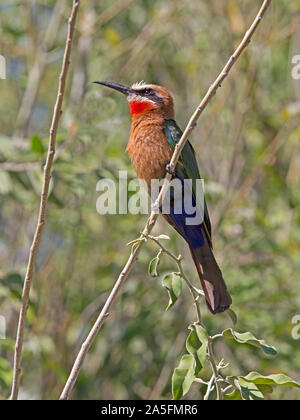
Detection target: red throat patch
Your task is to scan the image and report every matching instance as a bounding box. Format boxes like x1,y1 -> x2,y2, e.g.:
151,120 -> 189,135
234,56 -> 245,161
129,100 -> 156,116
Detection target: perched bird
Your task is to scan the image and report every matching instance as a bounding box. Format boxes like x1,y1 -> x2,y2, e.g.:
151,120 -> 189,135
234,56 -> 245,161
94,80 -> 232,314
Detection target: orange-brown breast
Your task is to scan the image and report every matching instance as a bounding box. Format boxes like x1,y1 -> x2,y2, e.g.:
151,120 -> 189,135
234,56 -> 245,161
126,116 -> 173,189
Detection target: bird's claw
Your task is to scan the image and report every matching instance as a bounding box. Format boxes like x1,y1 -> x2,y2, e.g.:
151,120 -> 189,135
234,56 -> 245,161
165,164 -> 176,177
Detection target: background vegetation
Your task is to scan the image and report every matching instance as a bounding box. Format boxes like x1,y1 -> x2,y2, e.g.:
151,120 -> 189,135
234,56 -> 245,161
0,0 -> 299,399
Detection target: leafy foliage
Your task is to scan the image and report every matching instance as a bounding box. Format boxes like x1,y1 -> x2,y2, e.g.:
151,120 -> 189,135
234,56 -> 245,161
152,236 -> 300,400
222,328 -> 277,356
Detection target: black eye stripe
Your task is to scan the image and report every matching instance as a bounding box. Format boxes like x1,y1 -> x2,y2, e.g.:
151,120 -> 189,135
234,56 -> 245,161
133,88 -> 163,104
139,88 -> 154,95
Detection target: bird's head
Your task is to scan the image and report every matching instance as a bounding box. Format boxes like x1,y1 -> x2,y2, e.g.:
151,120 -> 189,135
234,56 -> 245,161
93,80 -> 174,119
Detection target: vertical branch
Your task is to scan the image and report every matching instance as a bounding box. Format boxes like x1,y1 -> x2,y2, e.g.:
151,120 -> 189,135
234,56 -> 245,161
207,338 -> 222,400
10,0 -> 80,400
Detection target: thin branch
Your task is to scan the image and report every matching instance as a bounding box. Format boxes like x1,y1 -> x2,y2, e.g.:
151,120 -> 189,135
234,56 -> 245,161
207,337 -> 223,400
194,378 -> 209,385
59,0 -> 271,400
204,374 -> 215,400
10,0 -> 80,400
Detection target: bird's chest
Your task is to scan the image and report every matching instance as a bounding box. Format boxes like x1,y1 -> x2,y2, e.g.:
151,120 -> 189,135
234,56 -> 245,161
127,126 -> 173,188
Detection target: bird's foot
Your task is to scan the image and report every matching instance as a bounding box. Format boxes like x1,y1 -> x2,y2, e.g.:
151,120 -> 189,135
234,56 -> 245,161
165,164 -> 176,177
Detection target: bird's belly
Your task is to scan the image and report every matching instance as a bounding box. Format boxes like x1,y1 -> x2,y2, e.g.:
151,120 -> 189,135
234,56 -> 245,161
127,135 -> 173,189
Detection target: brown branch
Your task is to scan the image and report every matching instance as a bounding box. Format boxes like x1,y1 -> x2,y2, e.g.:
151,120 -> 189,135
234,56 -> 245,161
59,0 -> 272,400
10,0 -> 80,400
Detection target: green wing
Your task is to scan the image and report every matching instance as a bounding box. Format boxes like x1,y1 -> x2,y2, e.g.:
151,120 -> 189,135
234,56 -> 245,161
163,119 -> 212,240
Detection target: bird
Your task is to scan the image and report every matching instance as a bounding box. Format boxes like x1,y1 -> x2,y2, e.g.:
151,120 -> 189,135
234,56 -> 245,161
93,80 -> 232,314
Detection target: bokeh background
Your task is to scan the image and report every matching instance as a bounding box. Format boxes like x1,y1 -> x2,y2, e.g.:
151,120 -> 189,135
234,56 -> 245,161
0,0 -> 300,400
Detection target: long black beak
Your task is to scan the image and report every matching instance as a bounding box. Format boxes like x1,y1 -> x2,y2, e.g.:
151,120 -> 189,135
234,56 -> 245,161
93,81 -> 133,96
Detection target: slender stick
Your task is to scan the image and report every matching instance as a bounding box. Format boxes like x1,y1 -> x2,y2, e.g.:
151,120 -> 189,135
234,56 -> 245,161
59,0 -> 272,400
204,374 -> 215,400
207,337 -> 222,400
10,0 -> 80,400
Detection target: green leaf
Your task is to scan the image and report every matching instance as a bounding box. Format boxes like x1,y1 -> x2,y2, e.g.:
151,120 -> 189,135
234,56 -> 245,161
161,272 -> 182,310
226,372 -> 300,400
223,388 -> 243,400
186,324 -> 208,374
129,239 -> 142,254
242,372 -> 300,388
148,256 -> 160,277
222,328 -> 277,356
31,135 -> 45,154
172,354 -> 195,400
226,375 -> 265,400
238,377 -> 265,400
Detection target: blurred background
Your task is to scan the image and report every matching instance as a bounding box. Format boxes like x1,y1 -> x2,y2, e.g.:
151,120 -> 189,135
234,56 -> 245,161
0,0 -> 299,400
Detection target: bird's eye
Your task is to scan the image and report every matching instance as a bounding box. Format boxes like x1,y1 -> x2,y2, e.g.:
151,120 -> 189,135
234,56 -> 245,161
143,88 -> 153,95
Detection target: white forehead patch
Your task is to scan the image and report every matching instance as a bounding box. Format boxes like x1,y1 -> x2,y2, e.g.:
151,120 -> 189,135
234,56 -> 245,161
131,80 -> 149,90
128,81 -> 162,105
